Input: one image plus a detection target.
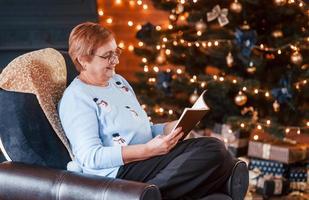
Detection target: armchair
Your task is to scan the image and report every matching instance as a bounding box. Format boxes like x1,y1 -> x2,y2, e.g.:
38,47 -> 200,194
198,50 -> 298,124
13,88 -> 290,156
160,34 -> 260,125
0,48 -> 248,200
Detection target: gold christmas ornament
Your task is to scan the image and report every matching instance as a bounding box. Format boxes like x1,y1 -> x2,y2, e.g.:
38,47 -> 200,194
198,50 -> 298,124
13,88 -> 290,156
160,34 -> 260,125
230,0 -> 242,13
247,67 -> 256,74
189,90 -> 199,104
240,21 -> 250,30
156,50 -> 166,64
226,52 -> 234,67
274,0 -> 287,6
247,61 -> 257,74
271,30 -> 283,38
273,100 -> 280,112
290,51 -> 303,65
176,3 -> 184,14
195,20 -> 207,32
234,91 -> 247,106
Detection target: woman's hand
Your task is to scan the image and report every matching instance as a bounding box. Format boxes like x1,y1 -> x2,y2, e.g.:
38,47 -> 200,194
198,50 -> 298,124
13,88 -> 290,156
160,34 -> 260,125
145,127 -> 183,157
163,120 -> 178,135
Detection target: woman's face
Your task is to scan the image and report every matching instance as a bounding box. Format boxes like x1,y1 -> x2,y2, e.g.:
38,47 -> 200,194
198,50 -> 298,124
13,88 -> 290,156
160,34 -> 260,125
83,37 -> 120,82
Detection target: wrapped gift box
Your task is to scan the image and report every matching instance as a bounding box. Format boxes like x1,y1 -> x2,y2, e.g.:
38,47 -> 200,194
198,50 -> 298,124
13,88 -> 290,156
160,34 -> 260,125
212,123 -> 250,157
289,162 -> 309,192
248,140 -> 308,164
249,158 -> 290,177
256,176 -> 290,197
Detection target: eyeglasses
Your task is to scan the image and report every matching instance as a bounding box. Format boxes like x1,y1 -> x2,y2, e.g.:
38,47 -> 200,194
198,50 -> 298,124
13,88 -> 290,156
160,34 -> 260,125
92,47 -> 122,64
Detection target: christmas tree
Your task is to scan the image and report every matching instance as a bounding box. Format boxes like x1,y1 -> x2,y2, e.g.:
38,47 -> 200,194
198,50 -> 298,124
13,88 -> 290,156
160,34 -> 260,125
133,0 -> 309,138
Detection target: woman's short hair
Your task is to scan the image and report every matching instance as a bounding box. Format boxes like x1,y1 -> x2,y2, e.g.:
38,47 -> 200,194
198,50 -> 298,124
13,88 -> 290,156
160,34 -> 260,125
68,22 -> 113,72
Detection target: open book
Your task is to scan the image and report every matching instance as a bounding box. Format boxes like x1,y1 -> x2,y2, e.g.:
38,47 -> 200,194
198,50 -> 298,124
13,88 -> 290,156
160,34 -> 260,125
171,90 -> 210,141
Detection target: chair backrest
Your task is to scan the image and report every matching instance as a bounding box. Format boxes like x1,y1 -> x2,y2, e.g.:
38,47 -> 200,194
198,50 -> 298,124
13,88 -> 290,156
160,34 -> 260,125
0,50 -> 78,169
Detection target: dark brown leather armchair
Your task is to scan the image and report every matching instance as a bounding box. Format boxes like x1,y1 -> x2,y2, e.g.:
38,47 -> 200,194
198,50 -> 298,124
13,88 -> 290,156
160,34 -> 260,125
0,49 -> 248,200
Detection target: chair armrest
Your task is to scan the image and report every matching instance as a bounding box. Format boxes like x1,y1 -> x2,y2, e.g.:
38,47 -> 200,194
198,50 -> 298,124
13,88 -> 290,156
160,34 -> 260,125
0,161 -> 161,200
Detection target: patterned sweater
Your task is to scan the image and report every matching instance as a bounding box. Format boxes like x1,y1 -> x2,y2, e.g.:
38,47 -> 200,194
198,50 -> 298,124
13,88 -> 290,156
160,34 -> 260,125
59,74 -> 164,178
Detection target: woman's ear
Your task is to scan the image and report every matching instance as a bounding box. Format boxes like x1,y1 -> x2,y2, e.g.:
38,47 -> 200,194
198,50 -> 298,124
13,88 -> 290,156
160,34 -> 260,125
77,56 -> 87,70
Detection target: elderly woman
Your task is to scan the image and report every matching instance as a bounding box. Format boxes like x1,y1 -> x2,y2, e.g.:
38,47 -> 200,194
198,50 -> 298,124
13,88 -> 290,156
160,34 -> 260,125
59,22 -> 243,200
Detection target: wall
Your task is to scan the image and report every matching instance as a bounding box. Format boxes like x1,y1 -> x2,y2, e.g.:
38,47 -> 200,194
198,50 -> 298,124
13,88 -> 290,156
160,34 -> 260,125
97,0 -> 169,81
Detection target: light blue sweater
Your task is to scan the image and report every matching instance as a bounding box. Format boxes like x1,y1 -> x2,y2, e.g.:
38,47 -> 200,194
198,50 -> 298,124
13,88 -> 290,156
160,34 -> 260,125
59,74 -> 164,178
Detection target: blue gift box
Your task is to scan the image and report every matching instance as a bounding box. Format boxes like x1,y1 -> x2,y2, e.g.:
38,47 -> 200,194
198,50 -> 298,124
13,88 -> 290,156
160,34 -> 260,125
249,158 -> 289,177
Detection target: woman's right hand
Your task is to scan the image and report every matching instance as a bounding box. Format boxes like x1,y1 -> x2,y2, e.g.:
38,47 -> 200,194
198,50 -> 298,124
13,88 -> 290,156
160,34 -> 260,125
145,127 -> 184,156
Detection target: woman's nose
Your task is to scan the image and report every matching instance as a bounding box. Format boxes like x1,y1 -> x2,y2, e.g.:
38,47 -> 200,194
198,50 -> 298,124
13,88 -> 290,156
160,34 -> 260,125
112,55 -> 120,65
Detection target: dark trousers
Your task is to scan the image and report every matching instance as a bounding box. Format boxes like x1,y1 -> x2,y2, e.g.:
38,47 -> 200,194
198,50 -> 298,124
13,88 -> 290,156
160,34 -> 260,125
116,137 -> 236,200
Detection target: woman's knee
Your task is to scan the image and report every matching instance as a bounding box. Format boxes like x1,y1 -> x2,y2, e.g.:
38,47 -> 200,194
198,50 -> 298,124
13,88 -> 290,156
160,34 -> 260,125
199,137 -> 228,160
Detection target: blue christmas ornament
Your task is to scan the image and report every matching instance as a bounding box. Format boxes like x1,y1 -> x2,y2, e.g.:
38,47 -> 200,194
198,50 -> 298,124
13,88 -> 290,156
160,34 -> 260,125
136,22 -> 156,44
156,71 -> 172,96
235,28 -> 257,58
271,75 -> 293,104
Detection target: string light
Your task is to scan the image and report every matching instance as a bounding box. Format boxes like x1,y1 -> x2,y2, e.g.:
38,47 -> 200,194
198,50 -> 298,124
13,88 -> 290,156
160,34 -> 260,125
176,69 -> 183,74
168,110 -> 173,115
115,0 -> 122,5
285,128 -> 290,134
297,129 -> 301,134
143,66 -> 149,72
213,75 -> 218,80
141,104 -> 146,109
219,77 -> 224,82
233,79 -> 237,84
240,123 -> 245,128
98,9 -> 104,16
195,42 -> 200,47
254,89 -> 259,94
156,26 -> 162,31
253,135 -> 259,140
129,0 -> 135,6
148,77 -> 156,83
260,44 -> 264,49
128,21 -> 134,26
143,4 -> 148,10
142,58 -> 147,63
118,41 -> 125,49
257,125 -> 262,130
207,42 -> 212,47
153,66 -> 159,72
214,41 -> 219,46
307,121 -> 309,127
242,86 -> 247,91
188,42 -> 192,47
266,120 -> 271,125
136,24 -> 142,30
156,45 -> 161,50
128,45 -> 134,51
197,31 -> 202,36
163,37 -> 168,42
168,24 -> 173,29
165,49 -> 171,55
173,41 -> 178,46
106,18 -> 113,24
138,41 -> 144,47
137,0 -> 143,6
265,91 -> 270,97
277,49 -> 282,54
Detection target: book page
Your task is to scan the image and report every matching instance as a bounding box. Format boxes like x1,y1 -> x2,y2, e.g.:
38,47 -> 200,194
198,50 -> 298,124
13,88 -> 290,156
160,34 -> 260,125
191,90 -> 209,110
